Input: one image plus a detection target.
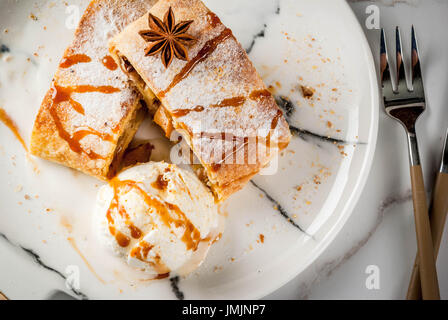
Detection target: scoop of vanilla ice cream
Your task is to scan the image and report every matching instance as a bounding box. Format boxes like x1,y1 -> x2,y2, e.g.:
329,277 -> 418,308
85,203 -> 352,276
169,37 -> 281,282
94,162 -> 223,278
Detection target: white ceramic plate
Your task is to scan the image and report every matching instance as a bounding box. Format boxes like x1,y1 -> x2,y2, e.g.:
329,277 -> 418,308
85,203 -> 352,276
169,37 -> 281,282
0,0 -> 378,299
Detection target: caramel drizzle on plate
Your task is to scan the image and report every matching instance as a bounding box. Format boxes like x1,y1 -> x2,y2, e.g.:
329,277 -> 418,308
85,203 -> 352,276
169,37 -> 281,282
159,28 -> 234,98
0,107 -> 28,152
67,237 -> 106,284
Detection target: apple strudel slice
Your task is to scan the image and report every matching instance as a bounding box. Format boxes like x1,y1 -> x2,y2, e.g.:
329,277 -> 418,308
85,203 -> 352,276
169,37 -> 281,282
30,0 -> 159,180
109,0 -> 291,200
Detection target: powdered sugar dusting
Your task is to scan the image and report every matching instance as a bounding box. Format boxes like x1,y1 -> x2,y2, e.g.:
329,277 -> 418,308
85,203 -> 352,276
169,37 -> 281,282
51,0 -> 156,157
111,9 -> 226,91
111,0 -> 291,180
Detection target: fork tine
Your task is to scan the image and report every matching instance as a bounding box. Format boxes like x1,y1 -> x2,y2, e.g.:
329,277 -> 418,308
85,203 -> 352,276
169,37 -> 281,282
380,29 -> 393,93
396,27 -> 408,92
411,26 -> 424,94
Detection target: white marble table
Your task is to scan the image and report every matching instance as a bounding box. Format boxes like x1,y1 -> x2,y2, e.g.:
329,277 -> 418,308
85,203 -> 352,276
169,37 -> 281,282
0,0 -> 446,300
267,0 -> 448,299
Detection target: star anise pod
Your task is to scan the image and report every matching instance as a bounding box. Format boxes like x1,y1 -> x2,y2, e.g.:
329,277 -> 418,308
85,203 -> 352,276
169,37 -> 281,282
139,7 -> 196,68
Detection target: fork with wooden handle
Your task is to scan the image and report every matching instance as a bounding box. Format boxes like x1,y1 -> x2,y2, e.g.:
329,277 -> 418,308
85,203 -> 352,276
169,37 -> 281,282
381,27 -> 440,299
407,130 -> 448,299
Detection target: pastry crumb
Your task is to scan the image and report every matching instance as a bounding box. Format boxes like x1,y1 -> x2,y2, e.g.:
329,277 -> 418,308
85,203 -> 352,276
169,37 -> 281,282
301,85 -> 314,99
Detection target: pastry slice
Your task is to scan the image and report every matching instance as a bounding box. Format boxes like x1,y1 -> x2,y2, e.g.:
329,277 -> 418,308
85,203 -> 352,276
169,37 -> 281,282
30,0 -> 159,180
109,0 -> 291,200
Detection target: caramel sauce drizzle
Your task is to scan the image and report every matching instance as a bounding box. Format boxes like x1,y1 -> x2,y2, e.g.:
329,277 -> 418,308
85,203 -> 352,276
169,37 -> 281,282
210,96 -> 246,108
211,233 -> 222,244
159,28 -> 234,98
106,179 -> 143,248
52,84 -> 120,105
59,54 -> 92,68
206,11 -> 222,28
109,226 -> 131,248
249,89 -> 271,101
195,131 -> 251,141
266,109 -> 283,151
177,173 -> 194,201
128,223 -> 143,239
193,109 -> 283,171
48,107 -> 106,160
50,53 -> 127,160
153,273 -> 170,280
135,241 -> 154,260
170,90 -> 271,119
171,96 -> 246,118
141,242 -> 154,259
201,232 -> 222,245
107,178 -> 202,251
131,241 -> 170,277
151,174 -> 168,191
171,105 -> 204,117
270,110 -> 283,131
0,108 -> 28,152
71,127 -> 114,143
49,84 -> 120,160
101,55 -> 118,71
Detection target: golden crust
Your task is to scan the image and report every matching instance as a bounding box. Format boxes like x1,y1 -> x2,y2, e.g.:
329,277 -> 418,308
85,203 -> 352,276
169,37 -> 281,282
110,0 -> 291,200
30,0 -> 157,180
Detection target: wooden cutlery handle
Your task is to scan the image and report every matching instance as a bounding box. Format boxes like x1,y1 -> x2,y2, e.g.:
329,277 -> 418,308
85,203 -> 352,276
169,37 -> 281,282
0,291 -> 8,300
409,165 -> 440,300
407,172 -> 448,300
